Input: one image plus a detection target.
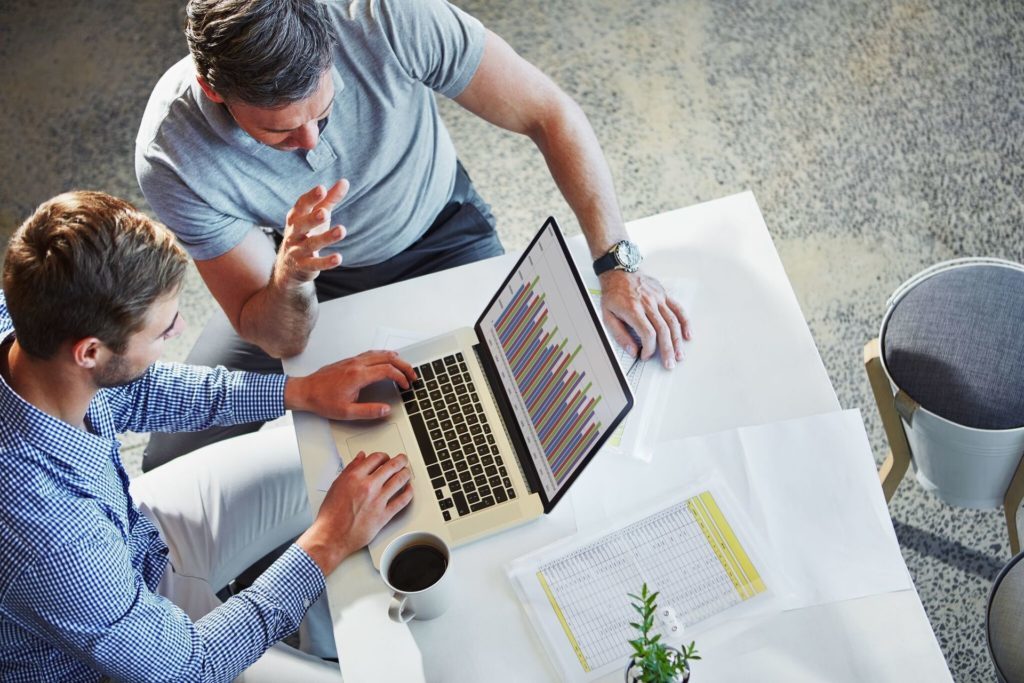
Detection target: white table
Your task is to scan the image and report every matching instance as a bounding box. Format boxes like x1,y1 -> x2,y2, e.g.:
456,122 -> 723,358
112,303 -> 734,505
284,192 -> 950,681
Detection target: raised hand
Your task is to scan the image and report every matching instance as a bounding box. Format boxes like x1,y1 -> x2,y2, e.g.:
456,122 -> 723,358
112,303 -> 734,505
273,179 -> 350,287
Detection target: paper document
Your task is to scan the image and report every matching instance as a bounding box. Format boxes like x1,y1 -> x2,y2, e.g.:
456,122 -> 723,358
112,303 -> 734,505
587,279 -> 696,461
508,485 -> 779,681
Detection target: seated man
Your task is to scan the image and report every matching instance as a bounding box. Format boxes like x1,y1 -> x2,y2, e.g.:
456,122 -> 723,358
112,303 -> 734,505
136,0 -> 689,469
0,191 -> 414,681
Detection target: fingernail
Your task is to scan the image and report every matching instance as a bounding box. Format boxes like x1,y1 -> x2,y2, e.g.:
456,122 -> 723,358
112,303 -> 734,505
625,346 -> 635,357
666,359 -> 675,369
380,405 -> 390,416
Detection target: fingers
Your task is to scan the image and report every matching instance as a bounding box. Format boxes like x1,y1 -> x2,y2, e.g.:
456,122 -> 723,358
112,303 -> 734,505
356,350 -> 417,387
603,311 -> 641,358
293,184 -> 329,216
380,456 -> 412,499
344,402 -> 392,420
293,250 -> 342,273
349,450 -> 389,475
667,297 -> 691,341
646,303 -> 675,369
316,179 -> 349,214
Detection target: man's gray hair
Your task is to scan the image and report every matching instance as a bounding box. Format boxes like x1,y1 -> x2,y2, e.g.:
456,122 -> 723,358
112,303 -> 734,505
186,0 -> 337,107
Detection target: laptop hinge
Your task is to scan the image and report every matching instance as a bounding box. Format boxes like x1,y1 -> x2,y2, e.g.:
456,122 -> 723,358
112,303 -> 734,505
473,342 -> 543,498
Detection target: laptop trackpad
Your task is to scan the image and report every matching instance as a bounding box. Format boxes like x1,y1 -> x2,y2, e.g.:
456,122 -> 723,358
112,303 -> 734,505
346,423 -> 411,475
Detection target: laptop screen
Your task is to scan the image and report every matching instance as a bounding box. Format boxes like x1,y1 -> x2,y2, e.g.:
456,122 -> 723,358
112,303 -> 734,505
476,218 -> 632,509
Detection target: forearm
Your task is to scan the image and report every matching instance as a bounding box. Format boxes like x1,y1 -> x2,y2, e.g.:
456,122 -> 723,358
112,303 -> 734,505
237,273 -> 318,358
530,95 -> 629,259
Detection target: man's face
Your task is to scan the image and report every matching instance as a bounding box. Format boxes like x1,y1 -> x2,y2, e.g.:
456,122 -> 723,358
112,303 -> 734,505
94,294 -> 185,388
224,70 -> 335,152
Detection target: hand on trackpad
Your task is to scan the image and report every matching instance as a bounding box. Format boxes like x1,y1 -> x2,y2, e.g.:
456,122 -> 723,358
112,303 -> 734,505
346,423 -> 412,478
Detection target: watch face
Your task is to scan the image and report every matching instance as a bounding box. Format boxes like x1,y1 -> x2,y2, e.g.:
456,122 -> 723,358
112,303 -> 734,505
614,241 -> 642,271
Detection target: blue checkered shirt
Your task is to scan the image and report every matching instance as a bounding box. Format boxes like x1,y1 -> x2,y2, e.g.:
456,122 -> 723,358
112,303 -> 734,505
0,294 -> 326,682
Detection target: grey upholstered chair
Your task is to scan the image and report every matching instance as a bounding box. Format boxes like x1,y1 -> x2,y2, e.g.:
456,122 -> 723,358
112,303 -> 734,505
864,258 -> 1024,553
988,550 -> 1024,683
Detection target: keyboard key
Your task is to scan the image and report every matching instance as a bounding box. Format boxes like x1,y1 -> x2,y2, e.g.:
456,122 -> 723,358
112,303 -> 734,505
485,466 -> 498,477
427,418 -> 439,431
455,460 -> 469,472
456,423 -> 468,435
474,474 -> 487,487
421,364 -> 434,381
459,434 -> 472,446
445,355 -> 458,367
435,489 -> 444,500
466,413 -> 479,425
443,468 -> 456,482
466,491 -> 480,505
404,400 -> 419,414
440,498 -> 453,510
494,488 -> 508,503
471,498 -> 494,513
423,408 -> 435,421
408,413 -> 438,466
478,486 -> 491,498
436,409 -> 448,420
429,429 -> 442,441
473,434 -> 486,446
503,477 -> 513,489
453,492 -> 469,515
442,510 -> 452,521
427,464 -> 442,479
459,470 -> 472,483
470,464 -> 483,476
487,435 -> 495,445
470,424 -> 482,436
456,352 -> 464,362
429,390 -> 442,402
458,362 -> 468,373
427,379 -> 439,392
509,489 -> 517,499
432,360 -> 446,375
455,383 -> 468,395
468,454 -> 480,465
470,392 -> 479,403
443,430 -> 457,442
441,419 -> 453,431
463,481 -> 476,492
489,476 -> 502,489
481,455 -> 494,467
449,480 -> 461,491
415,388 -> 429,402
482,423 -> 491,434
430,476 -> 445,489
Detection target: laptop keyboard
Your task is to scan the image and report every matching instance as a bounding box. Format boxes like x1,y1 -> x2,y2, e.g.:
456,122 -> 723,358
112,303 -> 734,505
401,352 -> 517,521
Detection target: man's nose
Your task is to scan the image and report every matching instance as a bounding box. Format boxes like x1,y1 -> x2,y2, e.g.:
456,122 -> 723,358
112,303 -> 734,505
291,120 -> 320,151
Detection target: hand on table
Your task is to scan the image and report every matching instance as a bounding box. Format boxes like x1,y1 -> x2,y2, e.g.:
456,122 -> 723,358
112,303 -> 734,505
599,269 -> 690,369
273,179 -> 350,287
285,350 -> 418,419
298,451 -> 413,574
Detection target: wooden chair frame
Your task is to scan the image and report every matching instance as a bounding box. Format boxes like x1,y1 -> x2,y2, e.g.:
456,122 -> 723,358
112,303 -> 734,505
864,338 -> 1024,555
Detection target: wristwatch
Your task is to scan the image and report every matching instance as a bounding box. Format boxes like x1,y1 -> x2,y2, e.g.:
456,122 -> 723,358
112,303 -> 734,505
593,240 -> 642,276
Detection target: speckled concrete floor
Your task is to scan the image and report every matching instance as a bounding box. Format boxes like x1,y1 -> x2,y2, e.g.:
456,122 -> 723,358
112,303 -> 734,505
1,1 -> 1021,680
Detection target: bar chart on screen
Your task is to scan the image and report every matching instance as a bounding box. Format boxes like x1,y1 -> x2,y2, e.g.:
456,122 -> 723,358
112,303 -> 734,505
494,276 -> 603,484
478,222 -> 631,500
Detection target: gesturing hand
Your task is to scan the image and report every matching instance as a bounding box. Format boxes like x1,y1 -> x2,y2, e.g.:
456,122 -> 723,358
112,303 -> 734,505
273,180 -> 350,287
298,451 -> 413,574
285,350 -> 418,420
599,270 -> 690,369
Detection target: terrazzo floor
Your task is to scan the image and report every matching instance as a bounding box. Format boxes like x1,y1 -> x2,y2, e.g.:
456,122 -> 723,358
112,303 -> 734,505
1,1 -> 1022,680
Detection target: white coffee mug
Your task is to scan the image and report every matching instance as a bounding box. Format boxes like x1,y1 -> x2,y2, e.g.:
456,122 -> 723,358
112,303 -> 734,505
380,531 -> 453,622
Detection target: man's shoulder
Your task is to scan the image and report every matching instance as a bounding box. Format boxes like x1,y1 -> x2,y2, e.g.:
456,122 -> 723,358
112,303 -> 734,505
136,56 -> 208,156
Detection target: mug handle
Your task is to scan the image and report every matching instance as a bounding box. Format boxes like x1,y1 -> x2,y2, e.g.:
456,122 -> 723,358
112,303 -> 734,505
388,592 -> 415,623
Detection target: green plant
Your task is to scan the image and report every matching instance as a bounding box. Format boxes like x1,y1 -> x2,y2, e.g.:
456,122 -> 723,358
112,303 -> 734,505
627,583 -> 700,682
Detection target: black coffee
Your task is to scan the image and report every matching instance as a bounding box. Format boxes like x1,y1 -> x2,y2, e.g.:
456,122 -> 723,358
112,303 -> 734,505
387,544 -> 448,592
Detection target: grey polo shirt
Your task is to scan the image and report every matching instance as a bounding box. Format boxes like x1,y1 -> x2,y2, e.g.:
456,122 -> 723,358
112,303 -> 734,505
135,0 -> 485,266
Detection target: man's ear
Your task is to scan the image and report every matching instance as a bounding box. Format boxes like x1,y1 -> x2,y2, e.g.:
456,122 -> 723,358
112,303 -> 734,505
196,75 -> 224,103
71,337 -> 105,370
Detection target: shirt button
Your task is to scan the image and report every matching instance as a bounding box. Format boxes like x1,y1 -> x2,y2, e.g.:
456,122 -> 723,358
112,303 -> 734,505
303,599 -> 312,608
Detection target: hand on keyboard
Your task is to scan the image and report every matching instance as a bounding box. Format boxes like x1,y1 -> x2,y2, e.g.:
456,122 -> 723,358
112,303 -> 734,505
285,349 -> 417,420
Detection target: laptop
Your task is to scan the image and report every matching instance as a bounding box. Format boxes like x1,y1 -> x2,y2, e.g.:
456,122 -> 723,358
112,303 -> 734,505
330,217 -> 633,567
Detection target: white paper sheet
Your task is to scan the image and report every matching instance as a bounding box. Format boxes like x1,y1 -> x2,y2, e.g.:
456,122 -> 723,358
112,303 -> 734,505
570,410 -> 912,612
508,480 -> 785,682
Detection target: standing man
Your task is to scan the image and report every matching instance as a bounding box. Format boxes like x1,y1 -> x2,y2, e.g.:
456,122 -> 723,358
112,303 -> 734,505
0,191 -> 413,681
137,0 -> 689,469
